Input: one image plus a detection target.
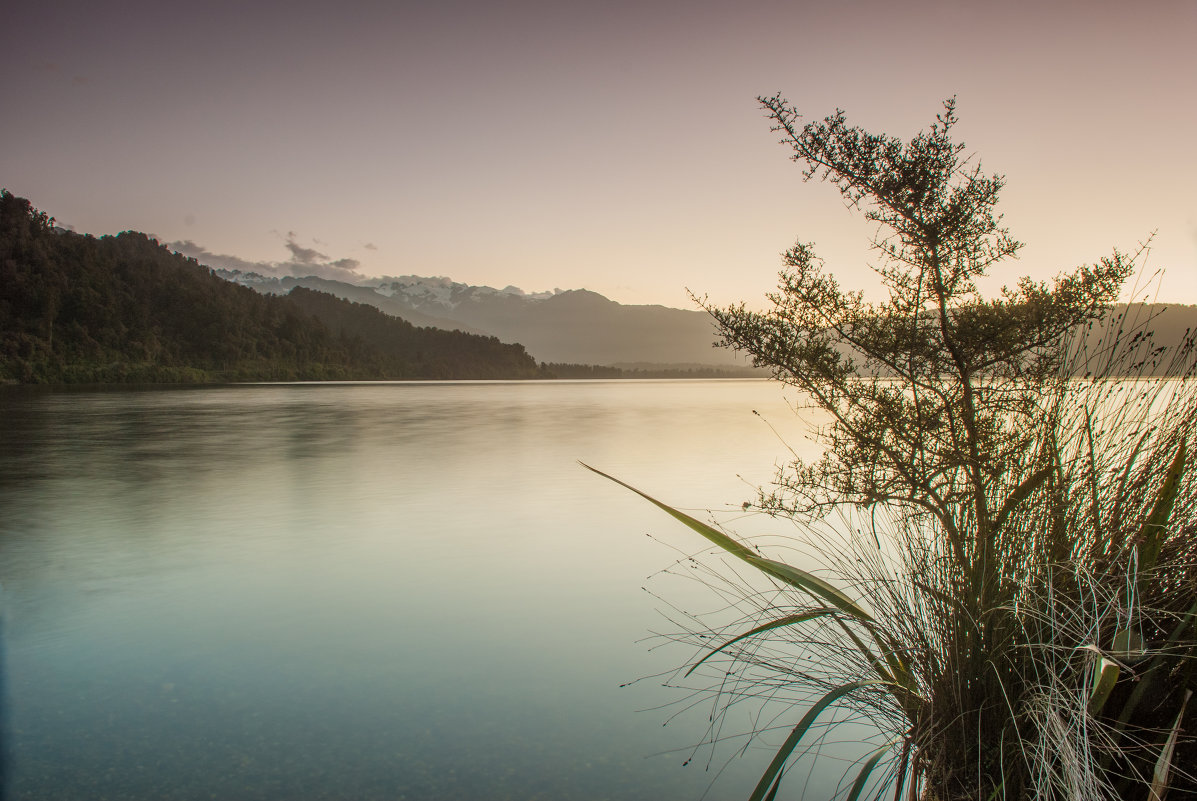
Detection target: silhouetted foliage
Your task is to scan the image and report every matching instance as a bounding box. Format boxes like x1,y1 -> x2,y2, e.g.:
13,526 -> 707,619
680,97 -> 1197,800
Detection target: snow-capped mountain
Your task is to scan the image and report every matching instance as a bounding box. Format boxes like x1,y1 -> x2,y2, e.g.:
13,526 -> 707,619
372,275 -> 559,307
214,270 -> 742,367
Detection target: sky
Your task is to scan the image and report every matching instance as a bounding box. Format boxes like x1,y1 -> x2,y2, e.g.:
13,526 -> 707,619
4,0 -> 1196,309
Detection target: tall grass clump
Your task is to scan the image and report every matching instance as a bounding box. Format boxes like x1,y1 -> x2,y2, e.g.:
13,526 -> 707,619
586,97 -> 1197,800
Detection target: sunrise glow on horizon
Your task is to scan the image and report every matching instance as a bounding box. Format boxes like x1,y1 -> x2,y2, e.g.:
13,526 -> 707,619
4,0 -> 1195,310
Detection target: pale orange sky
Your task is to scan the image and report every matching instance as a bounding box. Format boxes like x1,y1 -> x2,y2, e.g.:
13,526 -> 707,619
4,0 -> 1195,309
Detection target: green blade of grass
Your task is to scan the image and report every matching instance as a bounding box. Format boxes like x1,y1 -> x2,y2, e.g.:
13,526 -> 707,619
748,680 -> 890,801
581,462 -> 754,560
845,742 -> 894,801
685,608 -> 838,677
1138,442 -> 1186,573
831,622 -> 922,722
581,463 -> 918,721
1083,408 -> 1105,558
1088,655 -> 1120,715
1149,688 -> 1192,801
1112,627 -> 1145,663
1108,429 -> 1150,546
839,622 -> 895,685
582,463 -> 874,622
1115,598 -> 1197,733
747,555 -> 875,623
762,767 -> 785,801
865,626 -> 918,701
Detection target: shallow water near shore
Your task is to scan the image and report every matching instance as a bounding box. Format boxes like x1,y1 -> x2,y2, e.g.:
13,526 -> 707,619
1,379 -> 854,800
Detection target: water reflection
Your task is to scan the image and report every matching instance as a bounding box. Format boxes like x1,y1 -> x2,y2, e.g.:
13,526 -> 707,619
1,381 -> 834,800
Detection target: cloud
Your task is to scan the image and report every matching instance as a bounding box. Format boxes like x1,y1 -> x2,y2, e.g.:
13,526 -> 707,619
167,236 -> 366,283
284,233 -> 327,265
168,240 -> 265,273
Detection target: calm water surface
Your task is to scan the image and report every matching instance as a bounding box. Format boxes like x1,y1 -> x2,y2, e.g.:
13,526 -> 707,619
1,380 -> 837,800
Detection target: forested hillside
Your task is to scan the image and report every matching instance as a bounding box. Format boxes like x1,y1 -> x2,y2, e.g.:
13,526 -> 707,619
0,192 -> 542,383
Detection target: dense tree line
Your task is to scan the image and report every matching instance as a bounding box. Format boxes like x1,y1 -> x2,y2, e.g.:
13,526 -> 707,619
284,287 -> 549,379
0,191 -> 542,383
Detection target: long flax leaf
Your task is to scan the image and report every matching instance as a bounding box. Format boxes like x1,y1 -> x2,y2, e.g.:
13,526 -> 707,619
747,680 -> 893,801
685,609 -> 839,677
581,463 -> 875,622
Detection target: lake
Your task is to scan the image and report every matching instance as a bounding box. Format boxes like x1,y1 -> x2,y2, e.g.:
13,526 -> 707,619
1,380 -> 843,800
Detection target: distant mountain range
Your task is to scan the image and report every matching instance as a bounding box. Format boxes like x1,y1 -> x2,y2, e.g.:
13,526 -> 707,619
215,271 -> 745,367
4,188 -> 1192,385
214,271 -> 1197,377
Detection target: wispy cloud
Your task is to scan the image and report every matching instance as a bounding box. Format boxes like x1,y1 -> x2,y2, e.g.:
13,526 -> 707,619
283,233 -> 326,265
168,236 -> 365,283
168,240 -> 263,273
